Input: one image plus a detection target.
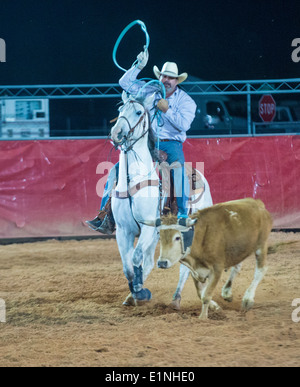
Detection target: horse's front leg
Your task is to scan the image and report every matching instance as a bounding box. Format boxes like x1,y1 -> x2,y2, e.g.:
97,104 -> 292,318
131,225 -> 159,303
116,227 -> 146,307
128,192 -> 159,303
112,197 -> 140,305
116,228 -> 136,306
142,228 -> 159,281
115,228 -> 135,284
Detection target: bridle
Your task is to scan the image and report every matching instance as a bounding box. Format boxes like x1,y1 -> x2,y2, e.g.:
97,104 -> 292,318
112,100 -> 150,152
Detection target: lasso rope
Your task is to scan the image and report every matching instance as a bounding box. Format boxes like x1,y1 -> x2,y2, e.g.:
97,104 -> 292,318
112,20 -> 150,73
112,20 -> 165,98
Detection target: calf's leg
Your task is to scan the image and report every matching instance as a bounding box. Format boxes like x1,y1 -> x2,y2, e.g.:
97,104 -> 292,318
242,247 -> 268,311
192,277 -> 221,313
222,264 -> 242,302
197,268 -> 222,320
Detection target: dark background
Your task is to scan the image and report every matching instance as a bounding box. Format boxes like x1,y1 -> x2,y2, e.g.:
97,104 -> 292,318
0,0 -> 299,136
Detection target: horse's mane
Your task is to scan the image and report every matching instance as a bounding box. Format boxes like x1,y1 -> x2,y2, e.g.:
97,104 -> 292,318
147,124 -> 160,162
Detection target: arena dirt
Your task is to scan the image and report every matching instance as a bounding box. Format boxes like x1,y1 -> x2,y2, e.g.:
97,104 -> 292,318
0,232 -> 300,367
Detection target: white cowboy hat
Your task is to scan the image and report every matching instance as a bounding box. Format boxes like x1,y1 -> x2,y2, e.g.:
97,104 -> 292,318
153,62 -> 188,84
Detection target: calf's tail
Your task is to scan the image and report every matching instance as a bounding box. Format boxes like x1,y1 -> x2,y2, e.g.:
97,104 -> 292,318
268,240 -> 299,255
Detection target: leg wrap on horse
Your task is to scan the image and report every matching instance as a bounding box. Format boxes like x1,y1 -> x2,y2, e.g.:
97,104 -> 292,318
128,281 -> 134,293
132,265 -> 152,301
133,265 -> 143,293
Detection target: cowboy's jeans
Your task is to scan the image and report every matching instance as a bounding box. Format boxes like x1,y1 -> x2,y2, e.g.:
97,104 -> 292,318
100,163 -> 119,210
158,140 -> 189,217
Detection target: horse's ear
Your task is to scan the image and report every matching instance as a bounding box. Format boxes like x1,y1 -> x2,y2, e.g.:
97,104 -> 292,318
122,90 -> 129,104
143,93 -> 156,111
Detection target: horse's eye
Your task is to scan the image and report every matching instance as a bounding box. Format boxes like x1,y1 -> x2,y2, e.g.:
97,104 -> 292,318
136,111 -> 142,116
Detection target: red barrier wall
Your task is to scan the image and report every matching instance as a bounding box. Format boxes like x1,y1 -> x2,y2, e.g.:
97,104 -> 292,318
0,136 -> 299,239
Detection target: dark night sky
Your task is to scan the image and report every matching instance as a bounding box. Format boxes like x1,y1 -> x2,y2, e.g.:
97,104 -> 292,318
0,0 -> 300,85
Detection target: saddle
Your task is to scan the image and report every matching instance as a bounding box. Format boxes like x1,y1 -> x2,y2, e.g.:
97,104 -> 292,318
158,150 -> 205,191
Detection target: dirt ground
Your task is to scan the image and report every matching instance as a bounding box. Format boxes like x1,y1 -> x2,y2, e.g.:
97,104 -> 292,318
0,232 -> 300,367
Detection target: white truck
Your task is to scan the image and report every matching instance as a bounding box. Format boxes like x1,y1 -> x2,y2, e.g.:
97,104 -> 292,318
0,99 -> 49,139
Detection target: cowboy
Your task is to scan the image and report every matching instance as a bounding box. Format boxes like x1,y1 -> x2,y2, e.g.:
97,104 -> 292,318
86,50 -> 197,234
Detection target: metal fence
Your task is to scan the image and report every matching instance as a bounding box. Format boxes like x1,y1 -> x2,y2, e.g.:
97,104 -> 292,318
0,78 -> 300,139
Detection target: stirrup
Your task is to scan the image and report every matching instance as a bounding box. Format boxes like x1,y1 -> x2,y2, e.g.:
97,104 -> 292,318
85,217 -> 103,231
95,214 -> 115,235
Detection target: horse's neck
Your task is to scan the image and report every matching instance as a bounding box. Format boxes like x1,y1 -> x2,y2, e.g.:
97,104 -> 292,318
129,136 -> 153,164
117,136 -> 156,190
116,151 -> 129,192
129,137 -> 155,181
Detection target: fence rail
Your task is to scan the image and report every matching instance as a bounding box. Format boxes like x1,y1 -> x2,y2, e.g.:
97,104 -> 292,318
1,78 -> 300,99
1,78 -> 300,138
0,84 -> 122,99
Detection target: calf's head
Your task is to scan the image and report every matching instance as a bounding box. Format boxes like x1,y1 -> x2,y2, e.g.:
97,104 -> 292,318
141,216 -> 197,269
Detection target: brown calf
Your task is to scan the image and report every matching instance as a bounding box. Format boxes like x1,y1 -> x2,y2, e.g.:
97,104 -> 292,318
152,198 -> 273,319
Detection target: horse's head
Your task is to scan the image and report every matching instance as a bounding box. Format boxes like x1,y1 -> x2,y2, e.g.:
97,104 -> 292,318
111,91 -> 155,148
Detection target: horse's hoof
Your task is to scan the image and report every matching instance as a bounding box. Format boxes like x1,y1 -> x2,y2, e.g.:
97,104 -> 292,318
170,298 -> 181,311
242,298 -> 254,311
123,293 -> 136,307
223,295 -> 233,303
133,288 -> 152,303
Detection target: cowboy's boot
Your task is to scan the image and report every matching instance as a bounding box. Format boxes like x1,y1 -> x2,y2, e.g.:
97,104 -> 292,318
85,198 -> 115,235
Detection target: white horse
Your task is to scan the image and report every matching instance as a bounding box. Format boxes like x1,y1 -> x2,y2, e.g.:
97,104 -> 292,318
110,91 -> 213,307
111,91 -> 160,304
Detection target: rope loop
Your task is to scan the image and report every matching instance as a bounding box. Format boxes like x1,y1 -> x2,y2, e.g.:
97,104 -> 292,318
113,20 -> 150,72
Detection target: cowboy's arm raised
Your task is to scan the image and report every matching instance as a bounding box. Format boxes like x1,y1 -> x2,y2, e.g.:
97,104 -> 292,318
119,67 -> 145,94
119,66 -> 159,97
119,49 -> 152,94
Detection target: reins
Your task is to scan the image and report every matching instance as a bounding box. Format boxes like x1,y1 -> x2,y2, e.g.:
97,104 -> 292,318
114,100 -> 149,152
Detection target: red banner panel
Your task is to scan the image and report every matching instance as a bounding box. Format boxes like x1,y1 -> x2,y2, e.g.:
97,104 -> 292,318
0,136 -> 299,239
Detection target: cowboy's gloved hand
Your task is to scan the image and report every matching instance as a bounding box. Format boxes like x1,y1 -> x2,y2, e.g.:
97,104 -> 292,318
137,48 -> 149,70
157,98 -> 169,113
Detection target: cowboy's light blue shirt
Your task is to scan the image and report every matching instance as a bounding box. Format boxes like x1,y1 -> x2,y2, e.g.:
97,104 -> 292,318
119,67 -> 197,143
